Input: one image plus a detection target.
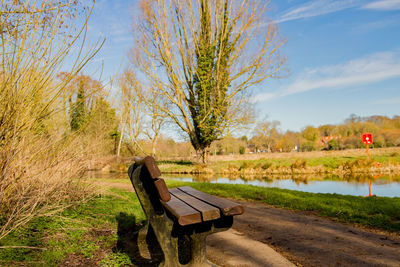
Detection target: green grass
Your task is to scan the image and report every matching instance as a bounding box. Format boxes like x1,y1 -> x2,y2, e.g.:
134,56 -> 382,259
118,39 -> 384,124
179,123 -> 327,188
1,179 -> 399,265
0,188 -> 145,266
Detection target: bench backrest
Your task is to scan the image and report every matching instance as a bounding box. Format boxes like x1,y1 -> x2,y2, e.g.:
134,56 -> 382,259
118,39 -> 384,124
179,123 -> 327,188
128,156 -> 171,202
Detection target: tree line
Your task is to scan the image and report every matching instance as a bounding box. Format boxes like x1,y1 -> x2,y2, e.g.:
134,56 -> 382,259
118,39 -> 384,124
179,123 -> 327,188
217,114 -> 400,155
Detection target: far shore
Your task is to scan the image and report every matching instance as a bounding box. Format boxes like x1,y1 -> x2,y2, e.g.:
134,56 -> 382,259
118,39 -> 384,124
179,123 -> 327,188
93,147 -> 400,176
156,147 -> 400,176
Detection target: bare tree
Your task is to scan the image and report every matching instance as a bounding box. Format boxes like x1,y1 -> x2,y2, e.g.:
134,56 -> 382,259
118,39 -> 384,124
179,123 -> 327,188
130,0 -> 285,162
253,118 -> 281,152
119,71 -> 146,155
119,69 -> 169,157
142,90 -> 168,157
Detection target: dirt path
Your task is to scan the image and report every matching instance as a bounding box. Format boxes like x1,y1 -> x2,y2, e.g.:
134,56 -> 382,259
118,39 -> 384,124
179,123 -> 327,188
232,200 -> 400,267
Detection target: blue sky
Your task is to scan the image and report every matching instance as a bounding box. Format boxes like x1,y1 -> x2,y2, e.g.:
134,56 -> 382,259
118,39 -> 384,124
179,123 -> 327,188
80,0 -> 400,133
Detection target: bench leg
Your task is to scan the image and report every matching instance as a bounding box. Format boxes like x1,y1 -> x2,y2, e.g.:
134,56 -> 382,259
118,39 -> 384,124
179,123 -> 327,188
137,223 -> 149,258
189,232 -> 211,267
150,219 -> 215,267
150,218 -> 181,267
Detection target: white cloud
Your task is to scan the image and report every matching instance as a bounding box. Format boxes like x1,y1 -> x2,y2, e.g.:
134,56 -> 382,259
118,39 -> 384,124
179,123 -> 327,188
276,0 -> 361,23
253,50 -> 400,102
362,0 -> 400,10
283,51 -> 400,95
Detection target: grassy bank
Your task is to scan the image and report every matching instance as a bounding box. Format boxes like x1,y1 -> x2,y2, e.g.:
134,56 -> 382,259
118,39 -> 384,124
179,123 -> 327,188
158,148 -> 400,176
1,180 -> 399,266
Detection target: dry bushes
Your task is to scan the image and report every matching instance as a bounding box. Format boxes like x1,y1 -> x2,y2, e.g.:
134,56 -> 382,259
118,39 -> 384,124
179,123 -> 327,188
0,1 -> 100,240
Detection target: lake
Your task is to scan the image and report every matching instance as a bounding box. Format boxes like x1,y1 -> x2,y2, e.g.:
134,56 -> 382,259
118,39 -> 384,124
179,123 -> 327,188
91,171 -> 400,198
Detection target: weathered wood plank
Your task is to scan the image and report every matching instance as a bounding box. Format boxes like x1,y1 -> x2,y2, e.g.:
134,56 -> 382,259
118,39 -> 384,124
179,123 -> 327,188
134,156 -> 161,179
162,194 -> 202,226
169,188 -> 220,222
177,186 -> 244,216
154,178 -> 171,202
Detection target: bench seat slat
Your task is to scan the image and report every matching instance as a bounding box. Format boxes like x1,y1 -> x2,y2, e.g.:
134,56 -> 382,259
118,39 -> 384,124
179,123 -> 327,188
161,194 -> 202,226
169,188 -> 220,222
177,186 -> 244,216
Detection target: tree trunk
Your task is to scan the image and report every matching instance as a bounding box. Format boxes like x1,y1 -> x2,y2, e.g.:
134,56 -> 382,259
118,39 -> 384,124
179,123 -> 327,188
151,137 -> 158,158
196,147 -> 209,164
117,124 -> 125,157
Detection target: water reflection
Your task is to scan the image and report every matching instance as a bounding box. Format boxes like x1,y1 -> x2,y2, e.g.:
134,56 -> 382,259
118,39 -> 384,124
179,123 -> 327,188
85,170 -> 400,198
162,173 -> 400,198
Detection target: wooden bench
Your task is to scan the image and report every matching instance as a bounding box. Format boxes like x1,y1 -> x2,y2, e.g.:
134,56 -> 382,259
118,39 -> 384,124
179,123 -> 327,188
128,156 -> 244,267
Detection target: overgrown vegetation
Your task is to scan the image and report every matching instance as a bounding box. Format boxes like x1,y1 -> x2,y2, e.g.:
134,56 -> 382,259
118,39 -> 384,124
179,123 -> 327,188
0,1 -> 106,241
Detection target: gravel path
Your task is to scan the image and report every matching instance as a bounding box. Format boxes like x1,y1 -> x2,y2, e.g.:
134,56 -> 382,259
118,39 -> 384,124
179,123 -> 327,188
232,200 -> 400,267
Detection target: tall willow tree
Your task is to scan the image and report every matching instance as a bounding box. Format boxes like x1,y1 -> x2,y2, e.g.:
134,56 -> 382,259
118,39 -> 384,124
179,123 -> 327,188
131,0 -> 285,162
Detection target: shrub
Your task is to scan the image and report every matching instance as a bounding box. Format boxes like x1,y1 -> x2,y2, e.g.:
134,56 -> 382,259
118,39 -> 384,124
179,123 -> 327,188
300,141 -> 316,151
328,139 -> 339,150
261,162 -> 272,170
291,159 -> 307,169
239,161 -> 252,170
0,1 -> 98,240
390,152 -> 399,157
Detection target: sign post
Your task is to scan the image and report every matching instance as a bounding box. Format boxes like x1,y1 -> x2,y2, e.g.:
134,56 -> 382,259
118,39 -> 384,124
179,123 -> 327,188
362,133 -> 373,197
362,133 -> 373,160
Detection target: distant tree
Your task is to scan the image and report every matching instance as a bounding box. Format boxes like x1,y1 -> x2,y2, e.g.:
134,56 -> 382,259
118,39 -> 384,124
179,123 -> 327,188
253,118 -> 281,152
327,139 -> 338,150
279,131 -> 299,152
319,124 -> 336,137
302,126 -> 320,142
240,136 -> 249,143
70,81 -> 87,131
142,86 -> 169,158
119,71 -> 146,155
85,97 -> 119,155
345,113 -> 360,124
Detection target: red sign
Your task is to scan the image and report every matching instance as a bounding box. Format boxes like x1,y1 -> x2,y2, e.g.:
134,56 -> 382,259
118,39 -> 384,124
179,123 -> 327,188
362,133 -> 373,144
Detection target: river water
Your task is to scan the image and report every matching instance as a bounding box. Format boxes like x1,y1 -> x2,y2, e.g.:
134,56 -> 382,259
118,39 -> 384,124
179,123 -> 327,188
93,172 -> 400,198
162,174 -> 400,198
